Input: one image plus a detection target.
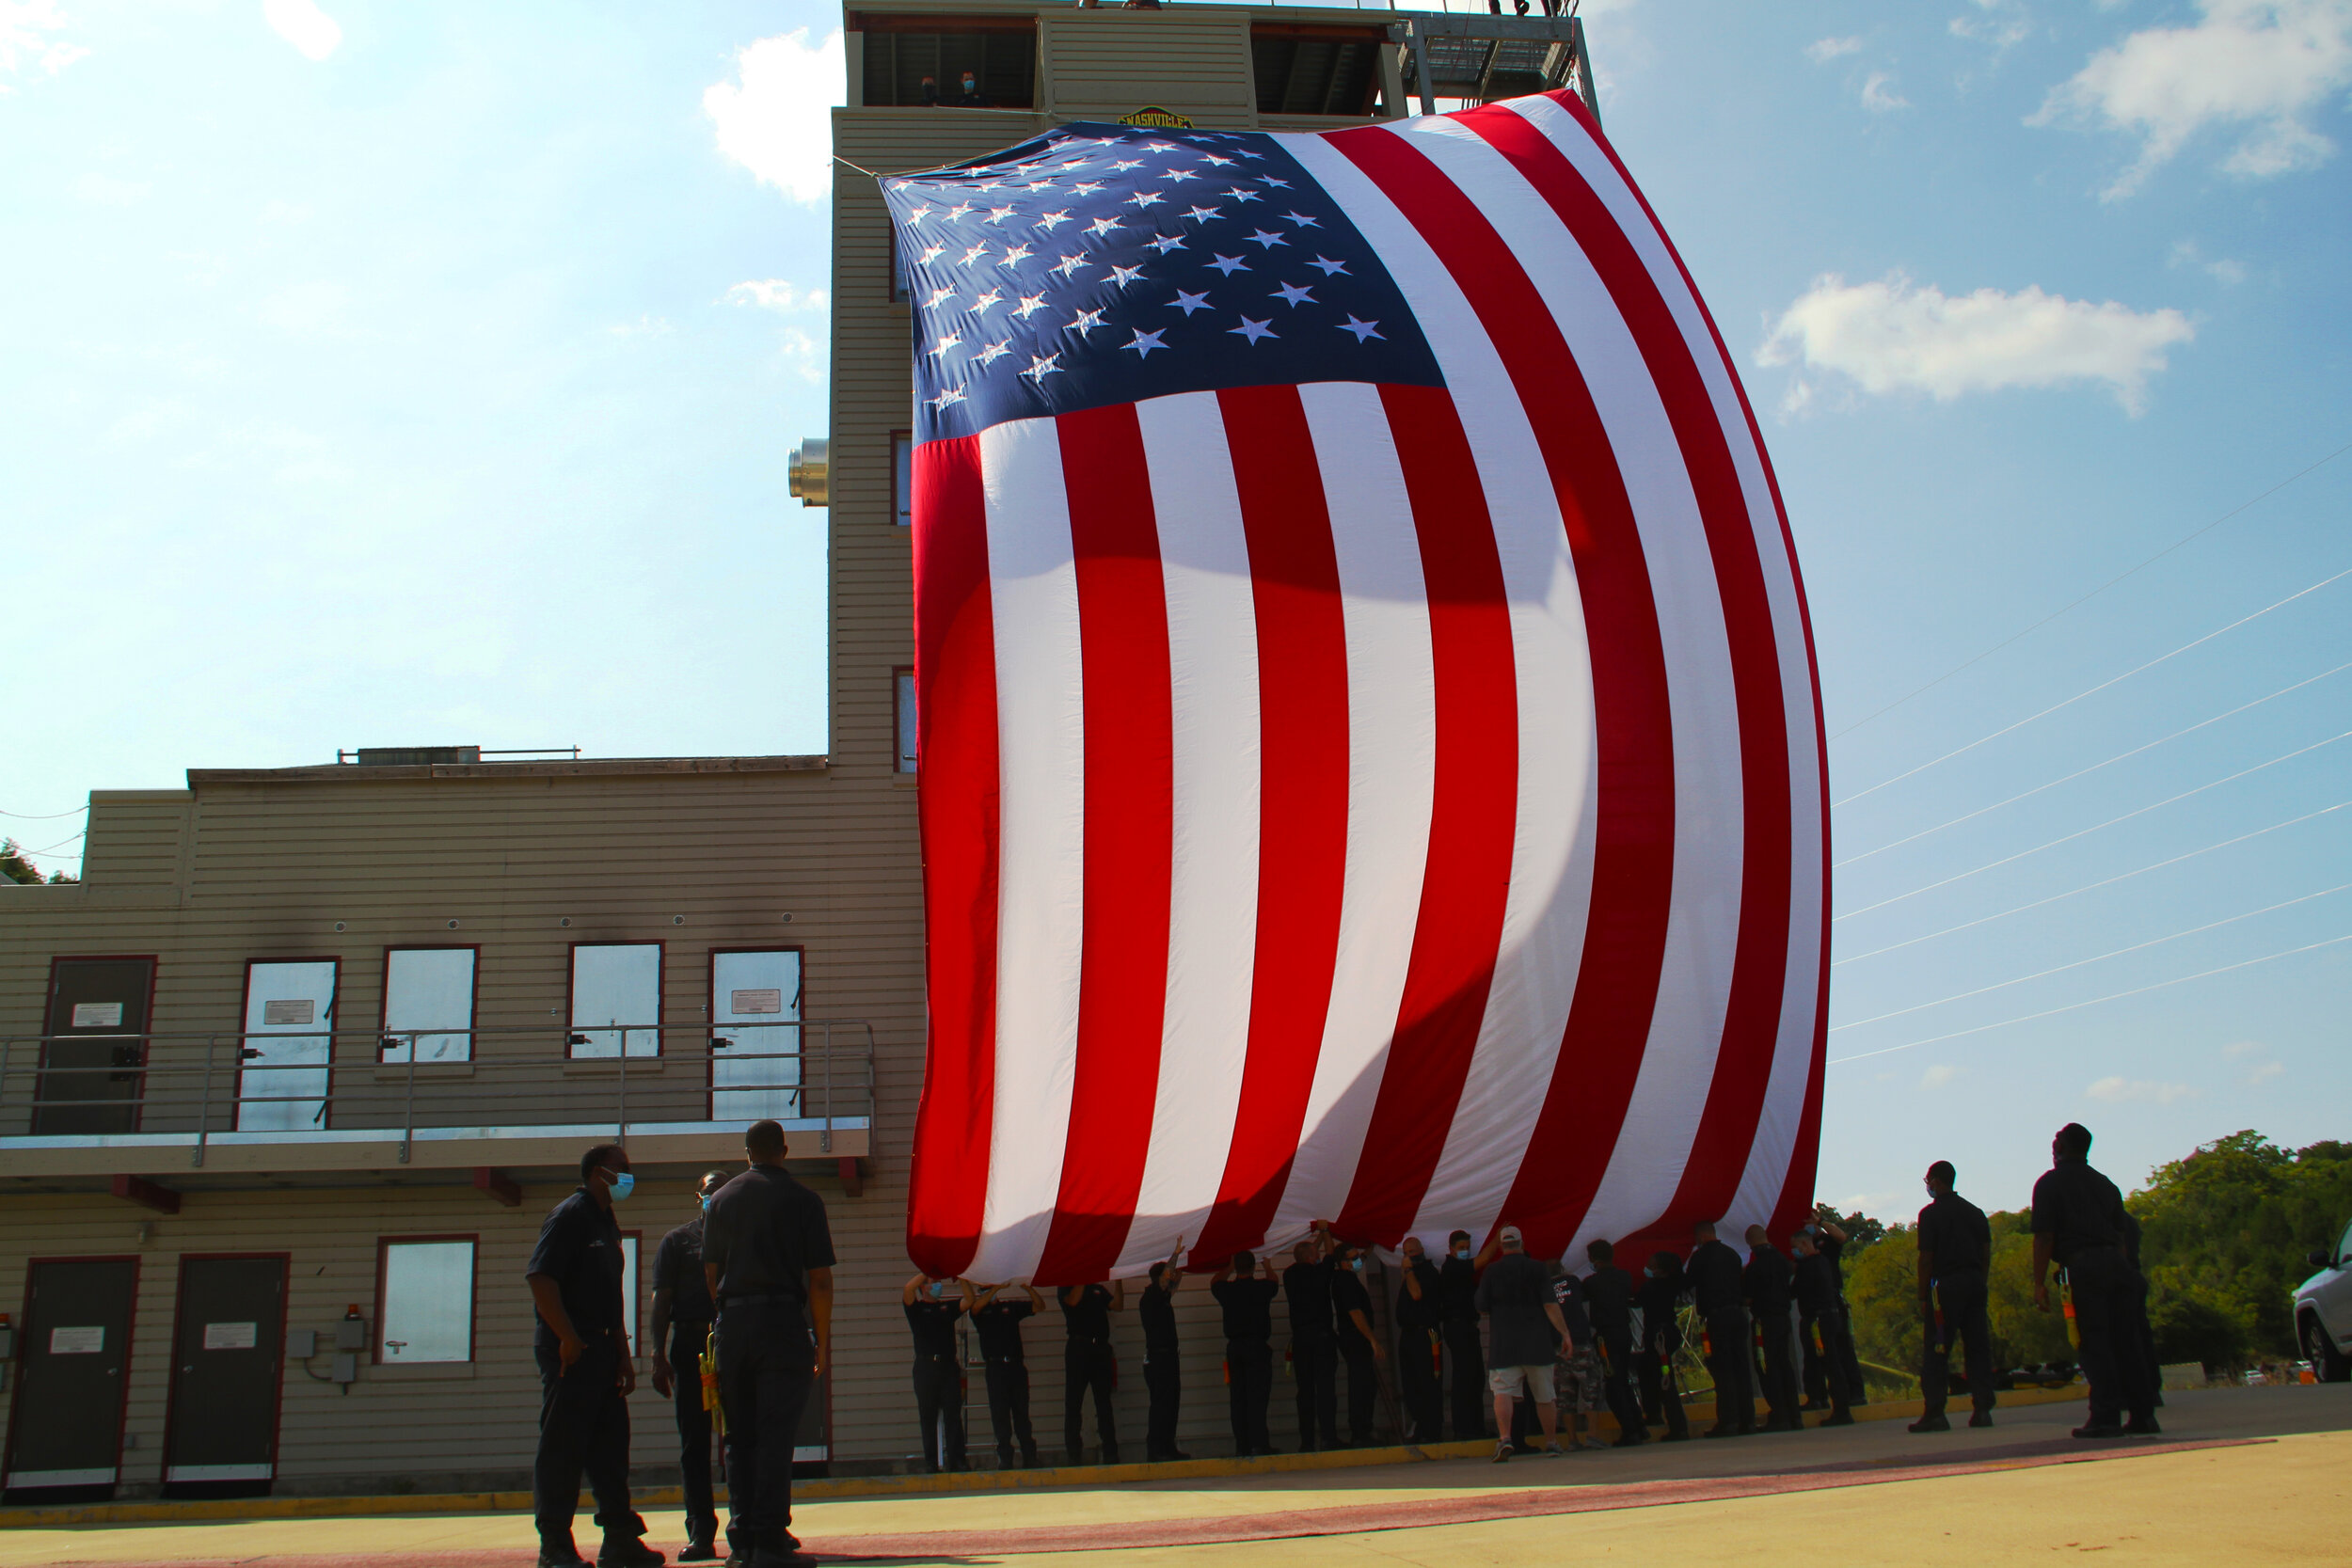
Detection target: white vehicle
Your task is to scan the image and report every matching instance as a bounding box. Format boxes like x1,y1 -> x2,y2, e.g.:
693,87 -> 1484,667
2294,1217 -> 2352,1382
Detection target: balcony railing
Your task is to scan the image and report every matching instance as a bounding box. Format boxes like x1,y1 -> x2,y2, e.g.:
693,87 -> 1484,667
0,1020 -> 876,1169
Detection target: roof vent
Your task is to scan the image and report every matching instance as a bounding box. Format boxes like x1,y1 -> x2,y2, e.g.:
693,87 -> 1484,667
346,747 -> 483,767
788,437 -> 829,508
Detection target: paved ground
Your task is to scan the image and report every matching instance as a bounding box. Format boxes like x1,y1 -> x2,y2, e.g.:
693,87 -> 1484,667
4,1386 -> 2345,1566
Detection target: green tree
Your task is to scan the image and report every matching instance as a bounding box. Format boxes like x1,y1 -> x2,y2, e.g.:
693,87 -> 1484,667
2130,1131 -> 2352,1357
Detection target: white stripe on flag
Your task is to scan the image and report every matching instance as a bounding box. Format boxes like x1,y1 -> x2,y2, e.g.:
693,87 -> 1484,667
1118,391 -> 1266,1270
976,414 -> 1086,1282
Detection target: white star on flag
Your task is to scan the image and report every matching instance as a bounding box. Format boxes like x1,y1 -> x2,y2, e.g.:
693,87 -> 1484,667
1168,288 -> 1212,316
1207,254 -> 1249,276
1123,328 -> 1168,358
1022,352 -> 1062,380
1228,316 -> 1277,344
1272,281 -> 1315,307
1337,315 -> 1384,342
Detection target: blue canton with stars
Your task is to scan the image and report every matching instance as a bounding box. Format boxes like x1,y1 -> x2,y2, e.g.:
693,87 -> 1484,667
883,123 -> 1445,444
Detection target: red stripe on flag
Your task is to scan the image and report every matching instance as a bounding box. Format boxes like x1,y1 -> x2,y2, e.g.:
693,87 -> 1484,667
1190,385 -> 1351,1263
1452,100 -> 1797,1240
1032,404 -> 1178,1283
1325,123 -> 1678,1260
1333,384 -> 1519,1242
907,435 -> 1002,1277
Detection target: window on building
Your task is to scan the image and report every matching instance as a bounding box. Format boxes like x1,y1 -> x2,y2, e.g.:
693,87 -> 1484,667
380,945 -> 477,1063
892,432 -> 914,527
569,942 -> 662,1057
889,229 -> 909,305
858,13 -> 1038,108
895,670 -> 918,773
376,1237 -> 476,1363
1251,24 -> 1386,116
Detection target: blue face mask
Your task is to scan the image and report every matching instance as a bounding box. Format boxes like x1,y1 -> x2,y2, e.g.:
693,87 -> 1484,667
1454,1247 -> 1471,1260
608,1171 -> 635,1202
1349,1257 -> 1364,1272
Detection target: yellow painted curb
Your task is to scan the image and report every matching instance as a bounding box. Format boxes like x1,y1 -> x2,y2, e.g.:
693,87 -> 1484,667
0,1384 -> 2086,1529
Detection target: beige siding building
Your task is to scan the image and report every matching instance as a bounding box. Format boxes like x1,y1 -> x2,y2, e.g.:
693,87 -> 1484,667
2,0 -> 1593,1500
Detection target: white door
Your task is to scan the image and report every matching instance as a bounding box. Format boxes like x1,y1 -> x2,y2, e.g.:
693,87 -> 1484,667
711,950 -> 802,1122
239,959 -> 337,1132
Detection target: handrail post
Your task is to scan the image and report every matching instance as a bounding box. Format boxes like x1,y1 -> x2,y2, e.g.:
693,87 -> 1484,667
614,1017 -> 627,1142
400,1030 -> 420,1164
824,1022 -> 834,1153
194,1035 -> 216,1168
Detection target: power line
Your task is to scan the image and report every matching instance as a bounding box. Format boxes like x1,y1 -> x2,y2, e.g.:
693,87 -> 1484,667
1833,726 -> 2352,924
20,832 -> 86,857
1827,932 -> 2352,1066
1832,799 -> 2352,967
1832,562 -> 2352,810
1830,881 -> 2350,1034
1833,657 -> 2352,870
1830,435 -> 2352,743
0,804 -> 87,820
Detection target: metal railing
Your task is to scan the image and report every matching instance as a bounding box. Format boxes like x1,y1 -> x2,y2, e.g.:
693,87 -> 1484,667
0,1020 -> 877,1169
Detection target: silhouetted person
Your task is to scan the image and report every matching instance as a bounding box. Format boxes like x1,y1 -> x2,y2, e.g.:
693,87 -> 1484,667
1911,1160 -> 1994,1433
2033,1123 -> 2155,1437
1213,1251 -> 1279,1455
1688,1220 -> 1754,1437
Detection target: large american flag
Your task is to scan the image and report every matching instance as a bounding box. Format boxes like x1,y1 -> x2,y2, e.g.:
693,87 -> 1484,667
891,90 -> 1828,1284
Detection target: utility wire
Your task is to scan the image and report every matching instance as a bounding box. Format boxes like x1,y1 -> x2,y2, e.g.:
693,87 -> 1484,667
1833,658 -> 2352,869
1827,932 -> 2352,1065
20,832 -> 86,856
1830,435 -> 2352,743
1832,562 -> 2352,810
0,804 -> 87,820
1830,881 -> 2350,1034
1833,726 -> 2352,924
1833,799 -> 2352,967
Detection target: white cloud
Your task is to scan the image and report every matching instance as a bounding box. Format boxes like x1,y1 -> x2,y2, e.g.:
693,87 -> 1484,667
2247,1060 -> 2287,1085
777,325 -> 825,384
1951,5 -> 2033,51
1756,272 -> 2194,414
1921,1064 -> 1961,1089
706,28 -> 847,206
2222,1038 -> 2265,1057
0,0 -> 87,86
263,0 -> 342,62
1806,36 -> 1863,63
2034,0 -> 2352,198
2087,1075 -> 2201,1104
727,279 -> 829,312
2169,239 -> 2249,283
1861,71 -> 1911,110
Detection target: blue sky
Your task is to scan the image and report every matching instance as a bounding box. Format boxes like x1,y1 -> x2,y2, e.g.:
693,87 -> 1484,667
4,0 -> 2347,1222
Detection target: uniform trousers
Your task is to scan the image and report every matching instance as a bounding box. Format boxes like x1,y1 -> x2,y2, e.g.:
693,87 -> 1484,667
1635,1344 -> 1689,1438
982,1355 -> 1036,1465
911,1351 -> 965,1472
1801,1306 -> 1858,1416
2067,1247 -> 2154,1426
1701,1305 -> 1756,1433
1225,1338 -> 1274,1454
532,1337 -> 643,1551
1596,1326 -> 1645,1440
1292,1329 -> 1339,1449
1143,1353 -> 1182,1458
665,1324 -> 719,1544
715,1300 -> 817,1558
1919,1268 -> 1992,1418
1063,1338 -> 1119,1463
1337,1333 -> 1377,1445
1396,1326 -> 1443,1443
1442,1321 -> 1487,1439
1754,1303 -> 1801,1428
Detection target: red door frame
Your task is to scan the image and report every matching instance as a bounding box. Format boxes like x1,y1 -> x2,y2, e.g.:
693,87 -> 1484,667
37,956 -> 158,1134
3,1255 -> 141,1490
564,941 -> 665,1060
157,1253 -> 292,1483
375,944 -> 483,1062
704,946 -> 807,1120
233,957 -> 341,1131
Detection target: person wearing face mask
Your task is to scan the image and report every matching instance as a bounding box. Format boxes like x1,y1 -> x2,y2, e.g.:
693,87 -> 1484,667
1393,1237 -> 1444,1445
525,1144 -> 660,1568
1437,1229 -> 1487,1441
902,1273 -> 975,1472
1633,1251 -> 1690,1442
955,70 -> 983,106
1581,1240 -> 1645,1449
1331,1240 -> 1387,1447
649,1171 -> 729,1560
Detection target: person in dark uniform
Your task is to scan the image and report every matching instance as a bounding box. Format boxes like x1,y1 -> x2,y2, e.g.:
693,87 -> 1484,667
970,1280 -> 1043,1468
1059,1277 -> 1123,1465
1437,1228 -> 1488,1440
1815,1210 -> 1867,1408
2031,1123 -> 2156,1438
1688,1220 -> 1754,1437
1791,1227 -> 1856,1427
1393,1236 -> 1444,1445
1331,1240 -> 1387,1448
901,1273 -> 973,1472
1282,1227 -> 1340,1451
1634,1250 -> 1690,1441
1743,1225 -> 1801,1433
2122,1211 -> 2162,1410
525,1144 -> 660,1568
1138,1237 -> 1191,1462
1911,1160 -> 1994,1433
1582,1240 -> 1645,1448
648,1171 -> 728,1560
702,1119 -> 834,1568
1212,1250 -> 1280,1455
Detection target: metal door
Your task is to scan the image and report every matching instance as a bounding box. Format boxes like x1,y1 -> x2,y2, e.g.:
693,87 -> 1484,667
710,949 -> 803,1121
162,1257 -> 287,1490
34,958 -> 152,1135
3,1258 -> 137,1496
238,959 -> 337,1132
